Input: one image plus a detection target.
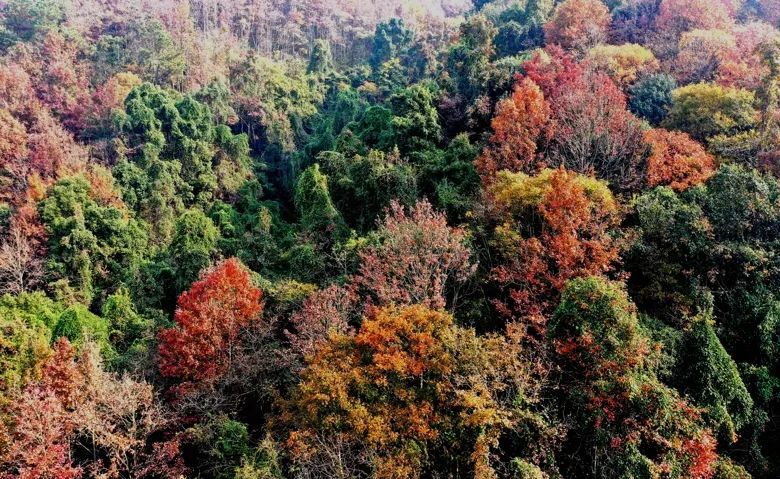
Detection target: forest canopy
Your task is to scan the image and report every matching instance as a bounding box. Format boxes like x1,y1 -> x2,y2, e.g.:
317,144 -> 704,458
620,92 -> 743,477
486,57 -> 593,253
1,0 -> 780,478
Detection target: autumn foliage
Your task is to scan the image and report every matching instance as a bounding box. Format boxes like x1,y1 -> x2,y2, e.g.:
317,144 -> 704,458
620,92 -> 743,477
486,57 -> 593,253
282,304 -> 545,479
644,128 -> 715,190
519,49 -> 646,190
158,257 -> 264,389
354,200 -> 475,310
1,338 -> 175,478
487,168 -> 620,332
475,77 -> 552,179
543,0 -> 611,54
550,277 -> 719,478
2,0 -> 780,476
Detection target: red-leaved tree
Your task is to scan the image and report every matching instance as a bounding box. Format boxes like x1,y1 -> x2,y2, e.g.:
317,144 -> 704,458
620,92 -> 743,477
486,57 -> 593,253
488,168 -> 621,333
475,77 -> 553,180
522,49 -> 645,190
158,257 -> 264,389
286,284 -> 358,361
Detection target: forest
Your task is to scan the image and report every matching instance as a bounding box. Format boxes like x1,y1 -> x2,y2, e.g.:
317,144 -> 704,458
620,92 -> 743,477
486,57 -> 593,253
0,0 -> 779,477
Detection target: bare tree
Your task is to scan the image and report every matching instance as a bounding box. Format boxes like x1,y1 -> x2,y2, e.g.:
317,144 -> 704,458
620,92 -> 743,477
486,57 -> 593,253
0,222 -> 44,294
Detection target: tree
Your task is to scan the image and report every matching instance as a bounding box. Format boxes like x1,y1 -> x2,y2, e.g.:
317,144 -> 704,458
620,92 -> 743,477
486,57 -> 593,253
114,82 -> 251,242
549,277 -> 719,478
69,342 -> 168,478
475,77 -> 553,179
625,166 -> 780,470
282,304 -> 549,479
628,73 -> 677,124
0,292 -> 59,410
654,0 -> 733,41
663,82 -> 758,143
102,287 -> 152,369
2,337 -> 175,478
0,385 -> 81,479
307,40 -> 333,75
673,29 -> 736,85
319,149 -> 417,232
487,168 -> 621,332
493,0 -> 554,56
0,0 -> 64,50
0,221 -> 43,294
522,50 -> 646,190
228,55 -> 321,166
294,164 -> 342,238
286,284 -> 358,361
39,175 -> 147,305
547,70 -> 644,189
586,43 -> 659,88
369,19 -> 413,71
610,0 -> 662,46
388,83 -> 442,154
158,258 -> 264,391
444,14 -> 498,129
353,200 -> 476,310
419,133 -> 481,222
643,128 -> 715,190
716,22 -> 779,91
168,208 -> 219,293
543,0 -> 611,54
51,305 -> 111,357
106,18 -> 186,88
678,314 -> 753,445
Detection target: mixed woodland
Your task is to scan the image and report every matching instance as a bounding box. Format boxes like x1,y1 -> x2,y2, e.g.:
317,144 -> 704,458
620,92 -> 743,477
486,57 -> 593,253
1,0 -> 780,477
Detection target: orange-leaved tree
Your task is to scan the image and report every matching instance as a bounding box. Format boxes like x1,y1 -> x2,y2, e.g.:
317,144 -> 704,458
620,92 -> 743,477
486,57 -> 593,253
644,129 -> 715,191
487,168 -> 621,333
543,0 -> 611,54
281,304 -> 550,479
475,77 -> 553,180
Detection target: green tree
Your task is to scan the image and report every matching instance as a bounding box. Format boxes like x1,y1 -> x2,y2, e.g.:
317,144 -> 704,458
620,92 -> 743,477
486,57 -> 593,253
39,176 -> 148,306
307,39 -> 334,75
628,73 -> 677,125
294,164 -> 343,237
168,208 -> 220,292
664,83 -> 759,142
51,304 -> 113,359
446,14 -> 497,104
101,287 -> 152,370
0,292 -> 60,408
679,313 -> 753,445
388,83 -> 442,154
627,165 -> 780,473
0,0 -> 64,51
319,149 -> 418,232
369,18 -> 414,71
114,82 -> 250,244
418,133 -> 480,222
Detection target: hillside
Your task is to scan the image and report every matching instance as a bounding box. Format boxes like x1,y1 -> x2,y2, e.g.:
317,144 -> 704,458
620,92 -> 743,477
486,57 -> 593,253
1,0 -> 780,477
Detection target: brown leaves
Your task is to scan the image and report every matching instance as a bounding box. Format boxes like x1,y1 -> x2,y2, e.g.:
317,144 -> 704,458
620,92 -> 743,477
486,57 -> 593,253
2,339 -> 172,479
